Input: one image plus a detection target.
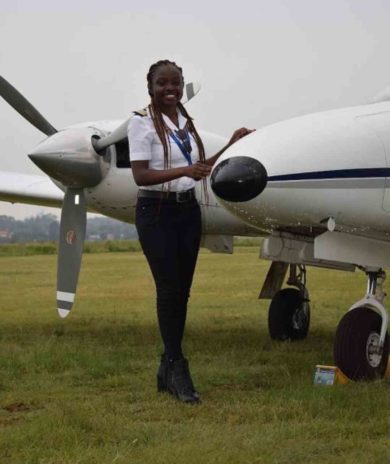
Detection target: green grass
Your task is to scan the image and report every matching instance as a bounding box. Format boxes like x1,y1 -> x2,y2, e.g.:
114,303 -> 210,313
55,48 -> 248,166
0,247 -> 389,463
0,238 -> 259,258
0,240 -> 143,257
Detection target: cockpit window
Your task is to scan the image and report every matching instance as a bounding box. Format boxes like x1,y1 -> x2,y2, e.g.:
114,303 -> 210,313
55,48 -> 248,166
115,138 -> 131,168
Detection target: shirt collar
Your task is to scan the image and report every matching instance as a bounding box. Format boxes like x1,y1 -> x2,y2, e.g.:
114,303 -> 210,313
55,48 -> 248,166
146,106 -> 187,131
161,109 -> 186,131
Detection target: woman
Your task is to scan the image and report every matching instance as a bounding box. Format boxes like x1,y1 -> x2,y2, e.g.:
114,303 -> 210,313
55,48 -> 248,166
128,59 -> 252,404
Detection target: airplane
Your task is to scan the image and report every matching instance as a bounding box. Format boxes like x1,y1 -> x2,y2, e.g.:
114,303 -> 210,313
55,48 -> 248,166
2,76 -> 390,383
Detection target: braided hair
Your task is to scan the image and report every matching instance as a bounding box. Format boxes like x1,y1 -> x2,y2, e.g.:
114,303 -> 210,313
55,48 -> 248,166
146,60 -> 207,197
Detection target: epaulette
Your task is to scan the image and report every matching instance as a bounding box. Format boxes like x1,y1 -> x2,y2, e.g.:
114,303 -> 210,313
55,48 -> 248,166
133,108 -> 148,117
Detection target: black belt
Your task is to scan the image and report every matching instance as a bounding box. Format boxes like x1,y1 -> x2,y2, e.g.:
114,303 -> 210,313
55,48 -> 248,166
137,188 -> 196,203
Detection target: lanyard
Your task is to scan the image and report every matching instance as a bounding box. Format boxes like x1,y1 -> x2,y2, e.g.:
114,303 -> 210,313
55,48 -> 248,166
169,130 -> 192,166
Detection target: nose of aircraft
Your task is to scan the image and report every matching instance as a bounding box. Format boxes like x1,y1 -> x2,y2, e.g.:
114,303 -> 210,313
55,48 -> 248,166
211,156 -> 268,202
28,128 -> 105,188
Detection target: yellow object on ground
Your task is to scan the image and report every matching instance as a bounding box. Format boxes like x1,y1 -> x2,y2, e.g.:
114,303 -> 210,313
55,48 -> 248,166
314,365 -> 349,385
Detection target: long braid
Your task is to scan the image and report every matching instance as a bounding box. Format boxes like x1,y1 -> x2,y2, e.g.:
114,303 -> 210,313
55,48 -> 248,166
147,60 -> 177,171
177,102 -> 206,162
149,100 -> 170,170
177,102 -> 208,202
146,60 -> 208,200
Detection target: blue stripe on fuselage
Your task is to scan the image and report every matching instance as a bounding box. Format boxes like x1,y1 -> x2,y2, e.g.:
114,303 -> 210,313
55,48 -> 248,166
269,168 -> 390,182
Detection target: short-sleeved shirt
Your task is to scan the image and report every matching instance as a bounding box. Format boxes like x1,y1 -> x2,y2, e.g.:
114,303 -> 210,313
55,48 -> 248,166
127,108 -> 199,192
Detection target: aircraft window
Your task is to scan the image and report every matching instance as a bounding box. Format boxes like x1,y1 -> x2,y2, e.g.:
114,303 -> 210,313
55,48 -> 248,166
115,138 -> 131,168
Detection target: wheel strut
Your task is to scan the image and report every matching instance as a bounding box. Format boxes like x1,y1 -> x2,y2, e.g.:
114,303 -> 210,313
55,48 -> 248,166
349,270 -> 388,350
287,264 -> 309,302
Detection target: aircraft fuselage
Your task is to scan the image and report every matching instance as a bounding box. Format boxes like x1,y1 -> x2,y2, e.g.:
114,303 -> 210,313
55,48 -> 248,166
212,102 -> 390,240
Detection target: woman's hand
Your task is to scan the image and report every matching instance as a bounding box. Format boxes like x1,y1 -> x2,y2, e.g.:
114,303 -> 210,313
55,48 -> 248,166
228,127 -> 255,146
185,162 -> 212,180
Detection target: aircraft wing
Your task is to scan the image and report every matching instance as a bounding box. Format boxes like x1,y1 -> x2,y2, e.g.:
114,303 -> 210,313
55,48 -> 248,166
0,171 -> 63,208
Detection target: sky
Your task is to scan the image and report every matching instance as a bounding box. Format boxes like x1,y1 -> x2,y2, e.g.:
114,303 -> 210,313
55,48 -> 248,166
1,0 -> 390,218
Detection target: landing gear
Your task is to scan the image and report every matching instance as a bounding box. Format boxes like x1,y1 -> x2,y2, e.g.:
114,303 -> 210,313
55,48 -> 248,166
334,271 -> 389,380
268,264 -> 310,341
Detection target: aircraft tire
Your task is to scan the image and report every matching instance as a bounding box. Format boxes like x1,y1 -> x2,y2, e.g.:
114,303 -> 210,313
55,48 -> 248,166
268,288 -> 310,341
334,306 -> 389,381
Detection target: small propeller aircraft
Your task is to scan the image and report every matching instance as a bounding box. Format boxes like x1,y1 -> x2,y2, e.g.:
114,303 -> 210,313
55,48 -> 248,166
2,75 -> 390,382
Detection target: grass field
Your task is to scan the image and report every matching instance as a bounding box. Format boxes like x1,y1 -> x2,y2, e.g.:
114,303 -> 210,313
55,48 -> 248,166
1,246 -> 390,463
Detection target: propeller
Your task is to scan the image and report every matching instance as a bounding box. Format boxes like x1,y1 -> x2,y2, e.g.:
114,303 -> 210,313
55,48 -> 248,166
0,76 -> 201,318
27,127 -> 106,317
57,188 -> 86,318
0,76 -> 57,136
0,76 -> 102,318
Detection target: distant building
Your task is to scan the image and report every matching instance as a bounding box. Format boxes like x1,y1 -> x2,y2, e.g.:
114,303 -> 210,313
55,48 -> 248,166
0,229 -> 13,240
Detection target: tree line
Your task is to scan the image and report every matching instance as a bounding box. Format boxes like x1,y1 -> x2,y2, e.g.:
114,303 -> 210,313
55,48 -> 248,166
0,214 -> 137,243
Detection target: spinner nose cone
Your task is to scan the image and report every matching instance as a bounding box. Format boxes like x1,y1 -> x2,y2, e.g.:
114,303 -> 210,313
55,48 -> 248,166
29,150 -> 102,188
29,152 -> 60,174
211,156 -> 268,202
28,128 -> 105,188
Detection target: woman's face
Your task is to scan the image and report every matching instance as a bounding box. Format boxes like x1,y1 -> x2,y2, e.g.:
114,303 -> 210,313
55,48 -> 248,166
149,65 -> 184,110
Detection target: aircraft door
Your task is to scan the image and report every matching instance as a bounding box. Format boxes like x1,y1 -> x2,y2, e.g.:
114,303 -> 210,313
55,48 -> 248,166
355,112 -> 390,212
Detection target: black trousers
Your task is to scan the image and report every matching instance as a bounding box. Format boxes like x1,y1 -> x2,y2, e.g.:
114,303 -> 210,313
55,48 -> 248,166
135,196 -> 202,361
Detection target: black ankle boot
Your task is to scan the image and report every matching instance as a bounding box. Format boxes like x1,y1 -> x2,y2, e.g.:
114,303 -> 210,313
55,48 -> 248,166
157,353 -> 168,392
167,358 -> 200,403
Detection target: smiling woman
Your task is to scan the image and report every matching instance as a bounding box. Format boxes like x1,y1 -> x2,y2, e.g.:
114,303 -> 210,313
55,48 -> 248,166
127,59 -> 252,404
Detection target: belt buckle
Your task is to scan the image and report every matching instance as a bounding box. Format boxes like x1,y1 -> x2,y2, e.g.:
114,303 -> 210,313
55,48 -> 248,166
176,191 -> 189,203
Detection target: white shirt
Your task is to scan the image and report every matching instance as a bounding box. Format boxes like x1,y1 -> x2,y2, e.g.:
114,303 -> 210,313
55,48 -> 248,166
127,108 -> 199,192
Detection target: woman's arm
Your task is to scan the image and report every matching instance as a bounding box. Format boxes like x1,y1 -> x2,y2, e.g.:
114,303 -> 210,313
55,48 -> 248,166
205,127 -> 255,166
131,161 -> 211,186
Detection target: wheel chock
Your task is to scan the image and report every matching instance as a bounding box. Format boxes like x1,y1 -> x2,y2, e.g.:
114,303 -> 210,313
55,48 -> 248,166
314,365 -> 349,385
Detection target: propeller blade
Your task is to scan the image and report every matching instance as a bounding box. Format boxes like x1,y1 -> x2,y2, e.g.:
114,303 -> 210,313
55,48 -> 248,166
182,81 -> 201,104
93,118 -> 130,152
0,75 -> 57,136
57,188 -> 86,318
93,81 -> 202,152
